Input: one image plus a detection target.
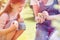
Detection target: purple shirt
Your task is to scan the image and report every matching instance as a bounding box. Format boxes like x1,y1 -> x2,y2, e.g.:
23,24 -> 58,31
36,0 -> 60,31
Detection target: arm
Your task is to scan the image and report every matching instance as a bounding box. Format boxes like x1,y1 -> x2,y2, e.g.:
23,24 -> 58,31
0,21 -> 18,35
30,0 -> 40,17
42,11 -> 60,21
47,14 -> 60,21
32,3 -> 45,23
12,13 -> 26,40
33,4 -> 40,17
31,0 -> 46,23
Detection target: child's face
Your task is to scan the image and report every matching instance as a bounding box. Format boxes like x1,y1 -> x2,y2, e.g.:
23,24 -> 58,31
11,3 -> 24,12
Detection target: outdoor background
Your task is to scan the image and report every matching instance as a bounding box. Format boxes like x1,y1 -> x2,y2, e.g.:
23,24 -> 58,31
17,0 -> 36,40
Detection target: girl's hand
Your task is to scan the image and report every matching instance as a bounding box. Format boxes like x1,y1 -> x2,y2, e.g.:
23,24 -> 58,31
11,21 -> 18,30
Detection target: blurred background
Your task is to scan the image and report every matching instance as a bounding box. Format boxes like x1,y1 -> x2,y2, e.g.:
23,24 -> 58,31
17,0 -> 36,40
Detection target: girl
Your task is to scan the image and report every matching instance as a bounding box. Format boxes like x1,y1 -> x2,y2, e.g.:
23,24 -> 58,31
0,0 -> 26,40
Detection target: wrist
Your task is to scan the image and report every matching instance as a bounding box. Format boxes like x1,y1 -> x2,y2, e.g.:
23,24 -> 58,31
12,21 -> 18,30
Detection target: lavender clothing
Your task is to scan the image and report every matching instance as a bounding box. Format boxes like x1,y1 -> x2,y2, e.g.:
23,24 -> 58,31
36,0 -> 59,31
35,0 -> 59,40
35,28 -> 48,40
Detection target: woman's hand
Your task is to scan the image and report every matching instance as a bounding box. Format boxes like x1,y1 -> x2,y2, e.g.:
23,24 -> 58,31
35,13 -> 45,23
42,11 -> 49,20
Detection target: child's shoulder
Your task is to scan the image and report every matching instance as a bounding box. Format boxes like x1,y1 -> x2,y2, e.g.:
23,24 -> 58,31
1,13 -> 9,19
2,13 -> 8,17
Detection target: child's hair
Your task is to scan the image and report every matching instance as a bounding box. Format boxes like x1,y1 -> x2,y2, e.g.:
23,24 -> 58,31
10,0 -> 25,4
3,4 -> 12,13
3,0 -> 25,13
